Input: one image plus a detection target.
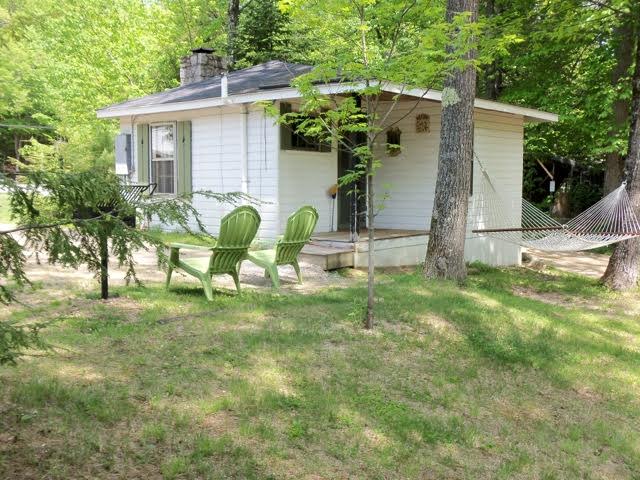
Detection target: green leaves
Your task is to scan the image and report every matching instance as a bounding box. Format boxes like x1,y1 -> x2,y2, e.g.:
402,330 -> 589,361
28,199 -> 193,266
0,0 -> 203,170
0,161 -> 253,363
484,0 -> 635,167
0,233 -> 27,305
0,319 -> 47,365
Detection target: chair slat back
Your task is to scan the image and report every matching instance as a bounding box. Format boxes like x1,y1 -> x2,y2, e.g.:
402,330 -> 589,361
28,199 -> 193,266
276,206 -> 319,264
209,206 -> 261,273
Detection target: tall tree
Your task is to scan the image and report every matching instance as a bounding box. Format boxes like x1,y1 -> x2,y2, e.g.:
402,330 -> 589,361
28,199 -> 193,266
601,6 -> 640,290
479,1 -> 633,206
478,0 -> 504,100
0,0 -> 187,170
234,0 -> 296,67
603,14 -> 634,193
423,0 -> 479,282
227,0 -> 240,65
226,0 -> 258,67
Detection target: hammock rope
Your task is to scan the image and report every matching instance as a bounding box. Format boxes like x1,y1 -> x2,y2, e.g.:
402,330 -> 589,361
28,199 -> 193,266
471,157 -> 640,251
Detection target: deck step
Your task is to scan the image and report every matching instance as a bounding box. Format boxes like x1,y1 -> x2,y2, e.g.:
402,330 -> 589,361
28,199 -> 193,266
300,243 -> 354,270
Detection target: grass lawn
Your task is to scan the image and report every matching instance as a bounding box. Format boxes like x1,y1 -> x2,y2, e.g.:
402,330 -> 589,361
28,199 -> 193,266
1,266 -> 639,479
0,193 -> 11,223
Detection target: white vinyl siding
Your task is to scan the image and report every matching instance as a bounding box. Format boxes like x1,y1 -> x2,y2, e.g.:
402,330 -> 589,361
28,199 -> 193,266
189,105 -> 280,239
466,111 -> 523,265
372,101 -> 441,231
278,149 -> 337,234
277,98 -> 337,234
247,107 -> 280,239
372,100 -> 523,266
129,105 -> 280,239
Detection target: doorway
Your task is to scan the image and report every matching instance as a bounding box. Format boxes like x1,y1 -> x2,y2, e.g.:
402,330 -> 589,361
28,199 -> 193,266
337,132 -> 367,233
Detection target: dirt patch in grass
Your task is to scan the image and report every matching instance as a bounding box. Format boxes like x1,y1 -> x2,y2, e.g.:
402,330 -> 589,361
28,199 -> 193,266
511,284 -> 580,308
510,284 -> 633,318
526,249 -> 610,279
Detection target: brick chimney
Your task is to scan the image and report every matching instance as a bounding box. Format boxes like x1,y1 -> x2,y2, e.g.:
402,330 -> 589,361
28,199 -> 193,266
179,48 -> 227,86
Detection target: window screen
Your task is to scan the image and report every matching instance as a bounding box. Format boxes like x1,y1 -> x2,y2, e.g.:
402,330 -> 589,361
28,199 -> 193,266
150,124 -> 175,194
280,102 -> 331,153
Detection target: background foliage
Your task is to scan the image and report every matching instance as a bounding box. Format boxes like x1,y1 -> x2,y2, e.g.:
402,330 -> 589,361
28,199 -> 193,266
479,0 -> 636,207
0,0 -> 635,201
0,0 -> 220,171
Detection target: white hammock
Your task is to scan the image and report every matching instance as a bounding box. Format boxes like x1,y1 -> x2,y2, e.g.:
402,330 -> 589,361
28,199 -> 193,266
470,158 -> 640,251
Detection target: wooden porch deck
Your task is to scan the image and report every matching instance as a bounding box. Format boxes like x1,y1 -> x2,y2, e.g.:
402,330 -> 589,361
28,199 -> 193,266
301,229 -> 429,270
299,243 -> 355,270
311,229 -> 428,243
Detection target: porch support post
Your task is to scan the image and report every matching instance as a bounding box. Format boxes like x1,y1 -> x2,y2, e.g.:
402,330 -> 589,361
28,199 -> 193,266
240,104 -> 249,195
350,94 -> 362,243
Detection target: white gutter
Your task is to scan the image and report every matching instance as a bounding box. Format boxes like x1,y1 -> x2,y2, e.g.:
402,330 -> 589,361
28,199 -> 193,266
378,82 -> 559,123
240,104 -> 249,194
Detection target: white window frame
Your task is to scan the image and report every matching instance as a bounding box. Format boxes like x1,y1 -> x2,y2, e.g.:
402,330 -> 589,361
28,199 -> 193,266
149,122 -> 178,195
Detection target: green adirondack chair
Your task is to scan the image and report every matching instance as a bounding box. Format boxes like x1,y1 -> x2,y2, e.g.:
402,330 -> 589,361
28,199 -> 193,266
247,205 -> 319,288
165,205 -> 261,299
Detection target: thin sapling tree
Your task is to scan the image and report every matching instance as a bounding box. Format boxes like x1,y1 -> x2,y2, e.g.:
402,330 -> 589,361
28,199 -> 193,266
273,0 -> 453,328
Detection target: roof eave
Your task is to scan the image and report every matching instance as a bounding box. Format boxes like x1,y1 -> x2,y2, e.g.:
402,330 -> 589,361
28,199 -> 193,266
96,82 -> 558,123
96,83 -> 363,119
379,83 -> 558,123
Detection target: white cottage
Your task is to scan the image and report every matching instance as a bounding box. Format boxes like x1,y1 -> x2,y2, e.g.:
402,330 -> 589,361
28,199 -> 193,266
98,49 -> 558,269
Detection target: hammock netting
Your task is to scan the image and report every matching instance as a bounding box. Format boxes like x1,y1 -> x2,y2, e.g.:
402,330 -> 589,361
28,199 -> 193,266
471,159 -> 640,251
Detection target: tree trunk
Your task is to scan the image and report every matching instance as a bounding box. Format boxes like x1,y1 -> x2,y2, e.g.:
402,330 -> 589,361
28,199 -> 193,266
227,0 -> 240,67
605,153 -> 626,194
603,17 -> 634,193
423,0 -> 478,282
602,22 -> 640,290
365,137 -> 375,330
483,60 -> 502,101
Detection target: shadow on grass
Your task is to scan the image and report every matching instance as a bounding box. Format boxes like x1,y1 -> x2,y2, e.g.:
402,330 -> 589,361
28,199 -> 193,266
2,367 -> 276,479
380,270 -> 640,373
167,284 -> 238,298
4,266 -> 639,477
133,269 -> 640,376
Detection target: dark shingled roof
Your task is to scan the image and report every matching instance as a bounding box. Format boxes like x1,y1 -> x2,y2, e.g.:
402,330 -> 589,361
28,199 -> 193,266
99,60 -> 313,113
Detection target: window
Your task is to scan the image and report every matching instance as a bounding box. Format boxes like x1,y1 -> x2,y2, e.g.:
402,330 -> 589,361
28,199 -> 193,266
280,102 -> 331,153
150,123 -> 176,194
386,127 -> 402,156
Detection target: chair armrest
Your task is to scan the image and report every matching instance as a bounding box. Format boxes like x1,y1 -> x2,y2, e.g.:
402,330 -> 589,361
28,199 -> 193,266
167,242 -> 216,251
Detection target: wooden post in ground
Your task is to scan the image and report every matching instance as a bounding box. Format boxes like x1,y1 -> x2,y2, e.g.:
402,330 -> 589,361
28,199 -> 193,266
98,225 -> 109,300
